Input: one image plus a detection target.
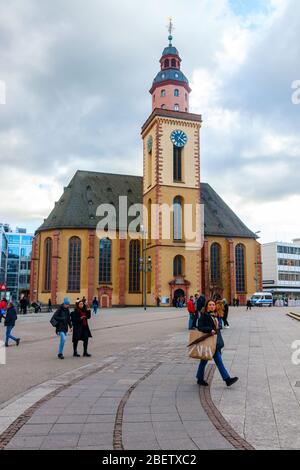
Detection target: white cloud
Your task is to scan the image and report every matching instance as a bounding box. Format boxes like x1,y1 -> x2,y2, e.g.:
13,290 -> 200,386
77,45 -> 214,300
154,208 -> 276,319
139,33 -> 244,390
0,0 -> 299,246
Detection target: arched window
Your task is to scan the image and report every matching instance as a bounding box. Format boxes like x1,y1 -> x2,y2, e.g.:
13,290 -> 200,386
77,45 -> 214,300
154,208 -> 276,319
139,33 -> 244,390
174,104 -> 180,111
174,89 -> 179,97
68,237 -> 81,292
173,146 -> 182,181
129,240 -> 141,293
210,243 -> 221,285
236,244 -> 246,293
99,238 -> 111,283
44,238 -> 52,292
173,196 -> 183,241
161,89 -> 166,97
171,58 -> 176,67
164,59 -> 169,68
174,255 -> 184,276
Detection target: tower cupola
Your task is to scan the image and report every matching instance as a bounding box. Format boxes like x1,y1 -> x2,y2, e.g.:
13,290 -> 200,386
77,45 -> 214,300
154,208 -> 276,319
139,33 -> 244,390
150,20 -> 191,113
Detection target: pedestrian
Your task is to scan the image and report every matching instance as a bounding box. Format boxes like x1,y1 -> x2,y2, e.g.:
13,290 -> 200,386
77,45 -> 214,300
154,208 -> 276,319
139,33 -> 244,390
71,300 -> 92,357
233,298 -> 236,307
20,296 -> 29,315
156,296 -> 161,307
236,297 -> 240,307
187,295 -> 196,330
223,299 -> 230,328
51,298 -> 72,359
48,298 -> 52,313
215,299 -> 224,330
193,294 -> 199,329
92,296 -> 99,315
4,301 -> 20,347
0,297 -> 7,323
82,296 -> 87,306
246,299 -> 252,311
196,293 -> 206,314
196,299 -> 238,387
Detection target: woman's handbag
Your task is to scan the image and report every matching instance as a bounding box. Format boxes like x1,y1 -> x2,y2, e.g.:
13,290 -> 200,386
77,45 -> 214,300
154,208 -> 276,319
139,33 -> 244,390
187,330 -> 217,360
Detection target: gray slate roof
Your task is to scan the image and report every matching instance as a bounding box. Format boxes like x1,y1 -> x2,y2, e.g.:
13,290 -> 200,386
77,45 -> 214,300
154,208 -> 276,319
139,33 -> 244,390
37,170 -> 257,239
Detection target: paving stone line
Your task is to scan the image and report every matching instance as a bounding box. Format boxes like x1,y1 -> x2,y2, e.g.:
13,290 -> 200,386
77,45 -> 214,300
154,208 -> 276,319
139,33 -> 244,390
113,363 -> 162,450
200,365 -> 255,451
0,362 -> 114,450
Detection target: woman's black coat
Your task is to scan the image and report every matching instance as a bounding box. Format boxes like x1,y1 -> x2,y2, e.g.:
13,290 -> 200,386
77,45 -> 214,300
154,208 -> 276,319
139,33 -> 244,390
4,306 -> 17,327
71,308 -> 92,342
197,312 -> 224,351
53,305 -> 72,334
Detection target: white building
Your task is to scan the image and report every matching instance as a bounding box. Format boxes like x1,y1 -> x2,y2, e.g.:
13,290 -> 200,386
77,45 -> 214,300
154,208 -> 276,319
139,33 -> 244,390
262,240 -> 300,300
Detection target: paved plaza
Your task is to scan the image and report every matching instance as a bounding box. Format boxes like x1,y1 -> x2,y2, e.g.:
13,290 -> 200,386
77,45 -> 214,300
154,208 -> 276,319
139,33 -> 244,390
1,306 -> 300,450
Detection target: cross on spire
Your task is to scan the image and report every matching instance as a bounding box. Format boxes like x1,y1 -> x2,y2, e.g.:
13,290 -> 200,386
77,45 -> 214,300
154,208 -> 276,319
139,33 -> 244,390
167,17 -> 174,46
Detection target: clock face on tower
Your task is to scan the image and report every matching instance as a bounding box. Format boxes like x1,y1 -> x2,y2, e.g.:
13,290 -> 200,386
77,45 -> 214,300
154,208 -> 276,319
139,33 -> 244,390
170,130 -> 188,148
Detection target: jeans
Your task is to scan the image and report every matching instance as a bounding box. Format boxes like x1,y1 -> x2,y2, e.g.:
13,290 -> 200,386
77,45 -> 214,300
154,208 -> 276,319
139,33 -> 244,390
58,332 -> 66,355
196,350 -> 230,382
92,306 -> 98,315
188,314 -> 195,330
6,326 -> 18,344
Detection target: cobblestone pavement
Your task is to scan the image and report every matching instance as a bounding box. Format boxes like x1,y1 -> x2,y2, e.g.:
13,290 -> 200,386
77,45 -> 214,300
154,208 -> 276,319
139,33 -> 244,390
211,307 -> 300,450
2,334 -> 235,450
1,306 -> 300,450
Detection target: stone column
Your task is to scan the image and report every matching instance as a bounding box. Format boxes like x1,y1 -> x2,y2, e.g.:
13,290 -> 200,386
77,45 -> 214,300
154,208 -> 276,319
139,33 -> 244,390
118,235 -> 126,306
30,235 -> 40,302
227,238 -> 235,305
87,230 -> 95,305
201,238 -> 209,299
51,231 -> 60,306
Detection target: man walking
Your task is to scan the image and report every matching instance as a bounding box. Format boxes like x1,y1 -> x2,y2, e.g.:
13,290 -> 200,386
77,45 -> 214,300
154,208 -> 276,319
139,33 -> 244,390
92,296 -> 99,315
223,298 -> 230,328
51,298 -> 72,359
4,301 -> 20,347
187,295 -> 196,330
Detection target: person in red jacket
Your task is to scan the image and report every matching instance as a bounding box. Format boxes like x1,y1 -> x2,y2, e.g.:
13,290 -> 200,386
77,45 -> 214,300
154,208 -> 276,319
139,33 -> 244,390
0,297 -> 7,323
187,295 -> 196,330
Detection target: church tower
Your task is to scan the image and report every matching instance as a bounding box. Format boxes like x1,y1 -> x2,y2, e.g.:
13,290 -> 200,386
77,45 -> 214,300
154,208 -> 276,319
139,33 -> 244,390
142,22 -> 203,306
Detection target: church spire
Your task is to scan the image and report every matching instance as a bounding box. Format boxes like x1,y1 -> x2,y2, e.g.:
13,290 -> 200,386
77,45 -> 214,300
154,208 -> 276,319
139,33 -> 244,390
168,17 -> 174,46
149,22 -> 191,113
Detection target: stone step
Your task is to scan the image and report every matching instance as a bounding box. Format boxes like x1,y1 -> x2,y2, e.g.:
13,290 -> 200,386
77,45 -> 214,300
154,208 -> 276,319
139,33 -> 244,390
287,312 -> 300,322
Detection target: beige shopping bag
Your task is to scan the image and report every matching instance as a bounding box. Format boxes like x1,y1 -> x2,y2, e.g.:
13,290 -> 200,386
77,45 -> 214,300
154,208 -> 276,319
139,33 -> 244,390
187,330 -> 217,360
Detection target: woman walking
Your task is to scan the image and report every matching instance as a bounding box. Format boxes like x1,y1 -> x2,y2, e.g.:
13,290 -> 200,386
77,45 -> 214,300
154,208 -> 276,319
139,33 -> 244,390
71,300 -> 92,357
52,298 -> 72,359
196,299 -> 238,387
4,301 -> 20,347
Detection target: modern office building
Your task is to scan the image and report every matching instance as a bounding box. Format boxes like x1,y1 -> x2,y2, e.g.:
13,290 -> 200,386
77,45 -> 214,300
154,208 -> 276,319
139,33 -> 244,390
0,224 -> 8,286
262,240 -> 300,300
6,227 -> 33,301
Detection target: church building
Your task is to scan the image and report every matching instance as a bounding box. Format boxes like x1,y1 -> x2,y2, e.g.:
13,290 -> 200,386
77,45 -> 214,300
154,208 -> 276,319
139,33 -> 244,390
30,28 -> 262,307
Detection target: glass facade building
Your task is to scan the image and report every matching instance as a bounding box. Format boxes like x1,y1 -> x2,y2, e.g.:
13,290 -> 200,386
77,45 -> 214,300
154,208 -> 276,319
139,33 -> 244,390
6,228 -> 33,301
0,225 -> 8,285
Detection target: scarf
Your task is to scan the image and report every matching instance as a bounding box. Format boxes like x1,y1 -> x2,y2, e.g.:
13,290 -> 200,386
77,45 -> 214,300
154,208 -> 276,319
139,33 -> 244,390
79,309 -> 88,326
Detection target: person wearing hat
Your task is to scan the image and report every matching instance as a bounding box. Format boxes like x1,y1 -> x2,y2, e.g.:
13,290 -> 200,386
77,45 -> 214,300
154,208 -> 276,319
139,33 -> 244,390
52,298 -> 72,359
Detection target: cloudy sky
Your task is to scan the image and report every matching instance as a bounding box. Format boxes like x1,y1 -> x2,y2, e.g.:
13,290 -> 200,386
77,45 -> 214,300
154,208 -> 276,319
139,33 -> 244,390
0,0 -> 299,243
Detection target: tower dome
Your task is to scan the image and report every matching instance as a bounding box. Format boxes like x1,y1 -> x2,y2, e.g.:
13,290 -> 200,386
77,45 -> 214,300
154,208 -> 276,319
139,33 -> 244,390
150,23 -> 191,113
